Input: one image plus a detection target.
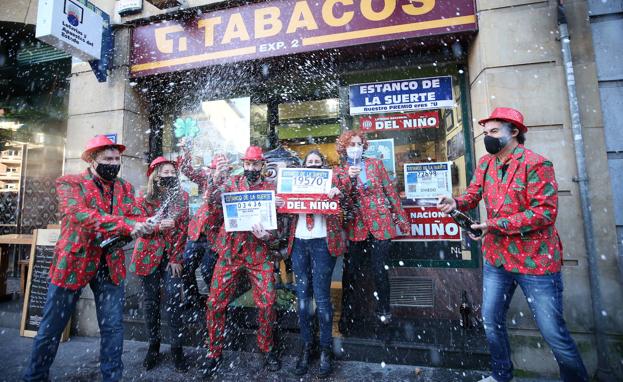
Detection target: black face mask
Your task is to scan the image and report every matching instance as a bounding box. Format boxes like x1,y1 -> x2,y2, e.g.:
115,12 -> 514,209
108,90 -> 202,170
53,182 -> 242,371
158,176 -> 178,188
244,169 -> 262,183
95,163 -> 120,181
307,165 -> 323,169
484,135 -> 510,155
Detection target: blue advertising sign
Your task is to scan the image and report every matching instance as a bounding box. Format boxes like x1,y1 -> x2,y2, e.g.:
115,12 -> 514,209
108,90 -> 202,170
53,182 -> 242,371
349,76 -> 454,115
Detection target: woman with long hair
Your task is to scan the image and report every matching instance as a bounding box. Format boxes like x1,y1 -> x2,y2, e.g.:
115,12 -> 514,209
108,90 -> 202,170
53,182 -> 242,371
334,130 -> 409,336
287,150 -> 346,379
130,157 -> 190,372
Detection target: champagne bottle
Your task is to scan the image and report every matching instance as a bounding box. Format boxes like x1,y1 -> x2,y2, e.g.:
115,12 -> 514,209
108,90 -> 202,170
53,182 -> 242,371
448,209 -> 483,237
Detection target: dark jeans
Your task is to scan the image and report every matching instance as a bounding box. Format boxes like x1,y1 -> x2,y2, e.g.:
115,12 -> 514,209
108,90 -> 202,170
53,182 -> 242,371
23,266 -> 124,382
482,262 -> 588,382
291,238 -> 336,348
341,236 -> 392,325
182,236 -> 217,301
141,259 -> 184,348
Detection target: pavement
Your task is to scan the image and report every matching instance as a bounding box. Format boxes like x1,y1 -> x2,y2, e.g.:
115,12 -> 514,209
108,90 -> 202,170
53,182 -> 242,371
0,327 -> 562,382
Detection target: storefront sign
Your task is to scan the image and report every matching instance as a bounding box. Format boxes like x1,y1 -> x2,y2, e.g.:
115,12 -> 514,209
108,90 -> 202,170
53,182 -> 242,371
404,161 -> 452,199
349,77 -> 453,115
222,190 -> 277,232
36,0 -> 105,61
277,194 -> 340,215
130,0 -> 477,76
360,111 -> 439,131
367,138 -> 396,178
396,206 -> 461,241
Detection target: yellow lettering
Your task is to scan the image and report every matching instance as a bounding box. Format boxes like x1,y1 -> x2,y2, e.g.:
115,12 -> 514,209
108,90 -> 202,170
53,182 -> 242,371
222,13 -> 250,44
402,0 -> 435,16
361,0 -> 396,22
286,1 -> 319,34
322,0 -> 354,27
154,25 -> 187,54
255,6 -> 283,38
197,17 -> 222,47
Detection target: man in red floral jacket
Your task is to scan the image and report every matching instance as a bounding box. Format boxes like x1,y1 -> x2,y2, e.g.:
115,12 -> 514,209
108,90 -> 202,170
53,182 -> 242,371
199,146 -> 281,378
23,135 -> 153,382
438,108 -> 588,382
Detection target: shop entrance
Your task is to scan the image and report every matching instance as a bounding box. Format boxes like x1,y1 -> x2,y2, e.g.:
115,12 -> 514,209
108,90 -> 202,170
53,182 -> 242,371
139,49 -> 487,367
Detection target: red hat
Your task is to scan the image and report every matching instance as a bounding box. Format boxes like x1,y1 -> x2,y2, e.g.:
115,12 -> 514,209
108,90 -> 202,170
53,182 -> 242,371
209,157 -> 219,169
241,146 -> 265,161
147,156 -> 176,177
478,107 -> 527,134
81,135 -> 126,162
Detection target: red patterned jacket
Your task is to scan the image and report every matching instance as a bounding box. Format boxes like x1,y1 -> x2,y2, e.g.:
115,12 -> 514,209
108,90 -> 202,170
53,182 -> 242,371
335,158 -> 409,242
177,150 -> 223,244
208,175 -> 277,264
49,169 -> 144,289
455,145 -> 563,275
130,191 -> 189,276
285,172 -> 346,257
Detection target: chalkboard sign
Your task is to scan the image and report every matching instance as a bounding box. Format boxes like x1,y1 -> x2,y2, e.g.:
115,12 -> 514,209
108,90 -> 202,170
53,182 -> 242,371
20,229 -> 69,340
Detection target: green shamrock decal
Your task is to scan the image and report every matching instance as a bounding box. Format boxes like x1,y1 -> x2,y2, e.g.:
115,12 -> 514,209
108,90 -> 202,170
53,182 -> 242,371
173,117 -> 199,139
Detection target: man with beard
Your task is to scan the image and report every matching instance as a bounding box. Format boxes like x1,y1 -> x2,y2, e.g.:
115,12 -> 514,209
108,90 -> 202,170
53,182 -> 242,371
200,146 -> 280,378
438,108 -> 588,382
23,135 -> 154,382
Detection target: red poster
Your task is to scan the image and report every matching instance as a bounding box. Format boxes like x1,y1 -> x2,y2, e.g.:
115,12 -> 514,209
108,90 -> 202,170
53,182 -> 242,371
360,111 -> 439,131
277,194 -> 340,215
395,206 -> 461,241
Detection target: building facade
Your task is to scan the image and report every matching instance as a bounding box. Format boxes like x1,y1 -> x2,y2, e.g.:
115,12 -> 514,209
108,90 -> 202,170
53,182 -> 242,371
1,0 -> 622,378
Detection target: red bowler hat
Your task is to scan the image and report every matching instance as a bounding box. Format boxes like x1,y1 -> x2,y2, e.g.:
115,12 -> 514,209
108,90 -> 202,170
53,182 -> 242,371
81,135 -> 126,162
241,146 -> 265,161
478,107 -> 528,134
147,156 -> 176,177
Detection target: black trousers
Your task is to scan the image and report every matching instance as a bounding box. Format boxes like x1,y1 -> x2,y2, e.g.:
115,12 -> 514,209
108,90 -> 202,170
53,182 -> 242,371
340,235 -> 391,326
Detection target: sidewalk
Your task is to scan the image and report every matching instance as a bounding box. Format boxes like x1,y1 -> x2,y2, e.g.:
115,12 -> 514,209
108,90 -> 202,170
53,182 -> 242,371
0,327 -> 558,381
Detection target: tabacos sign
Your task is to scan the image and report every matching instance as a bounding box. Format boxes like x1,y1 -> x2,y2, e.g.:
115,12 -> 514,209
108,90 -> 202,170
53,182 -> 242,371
131,0 -> 477,76
396,206 -> 461,241
360,110 -> 439,131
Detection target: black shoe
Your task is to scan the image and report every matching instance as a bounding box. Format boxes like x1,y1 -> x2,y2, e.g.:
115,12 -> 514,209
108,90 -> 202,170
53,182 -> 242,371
199,355 -> 221,380
264,351 -> 281,372
317,346 -> 333,379
143,342 -> 160,370
171,347 -> 189,373
292,343 -> 313,376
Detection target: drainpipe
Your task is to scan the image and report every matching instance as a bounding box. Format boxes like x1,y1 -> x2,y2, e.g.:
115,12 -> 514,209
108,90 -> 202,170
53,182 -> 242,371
557,3 -> 615,381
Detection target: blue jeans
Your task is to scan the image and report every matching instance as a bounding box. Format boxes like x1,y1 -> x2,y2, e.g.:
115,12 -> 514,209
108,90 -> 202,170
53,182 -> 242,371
23,266 -> 124,382
291,238 -> 336,348
482,262 -> 588,382
182,236 -> 217,301
141,259 -> 184,348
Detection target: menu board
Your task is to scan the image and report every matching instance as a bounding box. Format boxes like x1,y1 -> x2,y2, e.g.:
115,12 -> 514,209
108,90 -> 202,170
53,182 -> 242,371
20,229 -> 69,340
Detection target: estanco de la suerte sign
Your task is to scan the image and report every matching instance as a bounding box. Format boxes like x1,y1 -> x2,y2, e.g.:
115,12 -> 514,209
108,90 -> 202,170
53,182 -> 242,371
36,0 -> 106,61
130,0 -> 477,77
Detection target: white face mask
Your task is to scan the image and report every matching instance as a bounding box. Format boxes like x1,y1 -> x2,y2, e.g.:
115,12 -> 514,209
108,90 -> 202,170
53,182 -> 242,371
346,146 -> 363,160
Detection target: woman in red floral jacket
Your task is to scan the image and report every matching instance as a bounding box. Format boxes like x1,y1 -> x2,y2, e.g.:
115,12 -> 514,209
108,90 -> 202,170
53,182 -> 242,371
130,157 -> 189,372
334,130 -> 409,335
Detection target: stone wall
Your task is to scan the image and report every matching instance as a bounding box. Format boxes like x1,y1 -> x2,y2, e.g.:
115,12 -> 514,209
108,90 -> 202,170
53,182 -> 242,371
468,0 -> 623,377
